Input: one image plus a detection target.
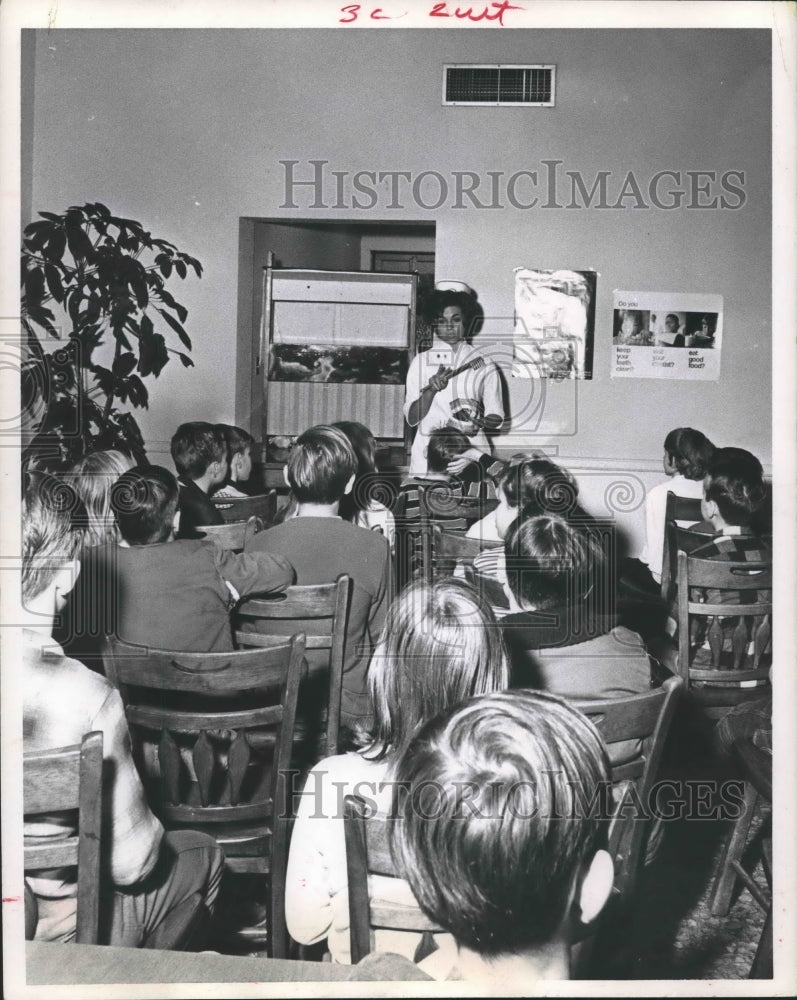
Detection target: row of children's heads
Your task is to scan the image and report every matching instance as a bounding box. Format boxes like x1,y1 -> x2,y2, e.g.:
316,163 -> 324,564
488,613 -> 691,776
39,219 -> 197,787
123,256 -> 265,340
663,428 -> 766,527
19,474 -> 613,955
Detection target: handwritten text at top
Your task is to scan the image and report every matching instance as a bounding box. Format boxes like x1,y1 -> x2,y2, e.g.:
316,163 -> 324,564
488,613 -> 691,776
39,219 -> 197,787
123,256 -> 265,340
339,2 -> 525,27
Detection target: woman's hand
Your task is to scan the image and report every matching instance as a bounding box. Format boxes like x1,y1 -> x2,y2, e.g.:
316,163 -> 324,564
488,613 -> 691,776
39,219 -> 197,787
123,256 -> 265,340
427,365 -> 453,393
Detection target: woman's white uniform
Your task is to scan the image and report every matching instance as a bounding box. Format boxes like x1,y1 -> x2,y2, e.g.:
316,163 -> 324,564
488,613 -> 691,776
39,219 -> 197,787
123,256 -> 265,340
404,339 -> 503,475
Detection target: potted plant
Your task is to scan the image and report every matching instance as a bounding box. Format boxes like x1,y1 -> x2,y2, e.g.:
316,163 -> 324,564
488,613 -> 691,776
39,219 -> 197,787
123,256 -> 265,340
21,201 -> 202,469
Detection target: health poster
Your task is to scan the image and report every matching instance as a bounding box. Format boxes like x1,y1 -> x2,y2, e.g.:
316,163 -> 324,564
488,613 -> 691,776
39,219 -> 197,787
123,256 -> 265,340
611,291 -> 723,380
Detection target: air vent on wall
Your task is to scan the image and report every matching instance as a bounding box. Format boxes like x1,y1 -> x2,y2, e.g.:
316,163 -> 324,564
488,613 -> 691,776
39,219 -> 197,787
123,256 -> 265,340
443,64 -> 555,107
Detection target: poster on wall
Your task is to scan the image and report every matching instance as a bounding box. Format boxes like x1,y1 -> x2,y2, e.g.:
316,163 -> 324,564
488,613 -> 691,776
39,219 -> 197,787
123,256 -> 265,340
512,267 -> 597,380
611,291 -> 723,380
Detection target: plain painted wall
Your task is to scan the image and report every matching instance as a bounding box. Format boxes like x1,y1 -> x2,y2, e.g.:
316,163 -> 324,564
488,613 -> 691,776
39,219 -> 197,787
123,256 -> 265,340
23,28 -> 771,548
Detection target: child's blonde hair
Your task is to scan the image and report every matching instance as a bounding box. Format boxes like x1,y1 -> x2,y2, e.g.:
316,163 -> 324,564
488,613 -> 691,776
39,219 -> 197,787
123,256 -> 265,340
364,579 -> 508,763
69,449 -> 135,547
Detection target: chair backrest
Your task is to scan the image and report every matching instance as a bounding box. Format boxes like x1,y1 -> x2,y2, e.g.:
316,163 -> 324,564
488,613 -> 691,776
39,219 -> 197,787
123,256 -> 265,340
24,730 -> 104,944
103,635 -> 304,959
430,524 -> 502,584
212,491 -> 278,525
676,550 -> 772,688
195,515 -> 262,552
573,675 -> 683,906
664,490 -> 703,524
419,484 -> 498,585
103,634 -> 304,825
234,575 -> 352,756
343,794 -> 442,964
660,516 -> 707,601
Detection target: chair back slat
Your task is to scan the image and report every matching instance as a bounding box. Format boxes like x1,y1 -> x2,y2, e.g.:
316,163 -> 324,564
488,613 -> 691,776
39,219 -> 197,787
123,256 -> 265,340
573,676 -> 682,904
104,639 -> 296,694
102,635 -> 304,958
212,491 -> 278,525
193,731 -> 215,807
159,730 -> 182,805
228,731 -> 251,805
664,491 -> 702,523
194,515 -> 263,552
24,731 -> 104,944
235,576 -> 352,757
343,794 -> 442,964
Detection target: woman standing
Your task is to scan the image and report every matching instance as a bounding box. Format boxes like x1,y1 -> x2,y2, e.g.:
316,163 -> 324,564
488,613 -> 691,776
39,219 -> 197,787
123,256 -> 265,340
404,282 -> 503,475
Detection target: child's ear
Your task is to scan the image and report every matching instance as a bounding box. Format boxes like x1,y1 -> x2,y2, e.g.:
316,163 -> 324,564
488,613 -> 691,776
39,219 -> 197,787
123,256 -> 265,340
343,473 -> 356,496
575,849 -> 613,929
172,509 -> 181,536
54,559 -> 81,600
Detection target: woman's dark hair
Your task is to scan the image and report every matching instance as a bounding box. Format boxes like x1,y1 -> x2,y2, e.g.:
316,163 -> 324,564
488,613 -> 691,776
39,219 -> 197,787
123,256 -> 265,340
663,427 -> 716,480
423,289 -> 483,342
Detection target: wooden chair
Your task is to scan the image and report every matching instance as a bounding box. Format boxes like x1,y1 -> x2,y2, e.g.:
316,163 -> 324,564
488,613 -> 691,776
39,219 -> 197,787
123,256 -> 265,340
24,730 -> 104,944
710,739 -> 772,977
573,675 -> 683,908
234,575 -> 352,757
660,518 -> 714,604
195,515 -> 262,552
429,524 -> 506,610
102,635 -> 305,958
674,550 -> 771,717
212,491 -> 278,526
343,794 -> 443,964
419,484 -> 498,585
659,492 -> 703,599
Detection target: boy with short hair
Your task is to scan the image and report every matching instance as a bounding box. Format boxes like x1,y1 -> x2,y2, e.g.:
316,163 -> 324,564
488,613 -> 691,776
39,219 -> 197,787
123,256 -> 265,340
213,424 -> 257,499
246,425 -> 391,732
21,472 -> 224,948
501,514 -> 651,710
385,689 -> 614,982
170,421 -> 227,537
108,465 -> 294,652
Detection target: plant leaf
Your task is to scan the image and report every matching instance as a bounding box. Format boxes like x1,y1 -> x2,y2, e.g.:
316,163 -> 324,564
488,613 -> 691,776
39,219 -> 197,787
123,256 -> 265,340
47,228 -> 68,262
155,306 -> 192,349
178,352 -> 194,368
112,351 -> 137,377
44,263 -> 64,302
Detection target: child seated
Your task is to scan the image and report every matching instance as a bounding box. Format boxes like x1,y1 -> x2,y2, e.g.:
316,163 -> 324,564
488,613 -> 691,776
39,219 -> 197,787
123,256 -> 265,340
470,458 -> 598,618
284,578 -> 508,964
630,427 -> 715,590
212,424 -> 257,499
678,446 -> 771,609
107,465 -> 294,652
171,422 -> 228,537
502,514 -> 651,709
387,689 -> 613,982
22,471 -> 224,948
246,425 -> 392,733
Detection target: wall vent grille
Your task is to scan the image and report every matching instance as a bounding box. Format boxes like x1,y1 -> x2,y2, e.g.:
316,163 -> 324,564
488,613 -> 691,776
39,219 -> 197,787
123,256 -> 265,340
443,65 -> 555,106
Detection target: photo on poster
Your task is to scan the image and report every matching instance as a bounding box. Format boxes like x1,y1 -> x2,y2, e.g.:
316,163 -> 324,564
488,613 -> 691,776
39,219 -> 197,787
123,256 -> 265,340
611,292 -> 723,380
512,267 -> 597,380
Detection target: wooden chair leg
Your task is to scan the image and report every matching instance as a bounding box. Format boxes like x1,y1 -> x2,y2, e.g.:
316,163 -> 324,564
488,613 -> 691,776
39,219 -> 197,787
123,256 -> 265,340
750,904 -> 773,979
710,780 -> 758,916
